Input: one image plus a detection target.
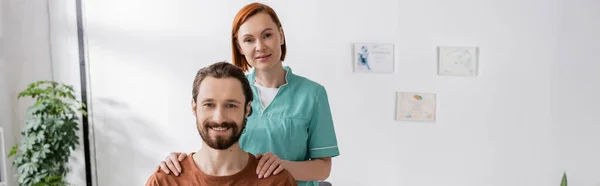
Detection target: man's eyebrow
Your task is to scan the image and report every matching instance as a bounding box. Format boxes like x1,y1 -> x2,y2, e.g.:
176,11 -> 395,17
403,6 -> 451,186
200,98 -> 214,103
226,99 -> 242,104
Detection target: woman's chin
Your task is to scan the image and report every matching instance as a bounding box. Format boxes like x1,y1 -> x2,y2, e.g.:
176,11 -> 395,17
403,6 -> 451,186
251,61 -> 280,71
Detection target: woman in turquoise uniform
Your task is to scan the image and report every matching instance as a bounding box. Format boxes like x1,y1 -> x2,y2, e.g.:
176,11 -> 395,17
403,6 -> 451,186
158,2 -> 340,186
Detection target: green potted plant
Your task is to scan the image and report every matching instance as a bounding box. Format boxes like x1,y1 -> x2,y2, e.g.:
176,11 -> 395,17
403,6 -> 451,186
561,172 -> 567,186
7,81 -> 87,186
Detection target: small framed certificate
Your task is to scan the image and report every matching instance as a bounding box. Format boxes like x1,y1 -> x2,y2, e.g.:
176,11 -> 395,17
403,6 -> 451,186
395,92 -> 437,122
353,43 -> 395,73
438,46 -> 479,76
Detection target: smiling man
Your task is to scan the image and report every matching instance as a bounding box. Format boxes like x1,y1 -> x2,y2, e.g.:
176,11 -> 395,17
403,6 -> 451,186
145,62 -> 297,186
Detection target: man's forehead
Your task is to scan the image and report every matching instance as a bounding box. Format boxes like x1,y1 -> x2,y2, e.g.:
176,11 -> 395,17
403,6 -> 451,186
197,77 -> 245,100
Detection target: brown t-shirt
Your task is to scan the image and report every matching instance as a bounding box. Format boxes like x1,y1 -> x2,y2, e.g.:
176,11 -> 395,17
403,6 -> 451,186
146,152 -> 298,186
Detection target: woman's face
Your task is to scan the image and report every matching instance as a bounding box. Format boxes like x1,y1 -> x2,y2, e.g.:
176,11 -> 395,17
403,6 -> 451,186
236,12 -> 284,71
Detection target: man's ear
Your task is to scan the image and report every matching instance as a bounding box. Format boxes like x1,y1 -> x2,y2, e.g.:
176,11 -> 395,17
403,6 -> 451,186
191,99 -> 197,116
279,27 -> 285,45
245,102 -> 252,118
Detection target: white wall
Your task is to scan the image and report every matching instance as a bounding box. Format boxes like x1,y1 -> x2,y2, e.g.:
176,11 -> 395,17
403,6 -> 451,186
0,0 -> 3,39
1,0 -> 86,185
83,0 -> 567,186
557,0 -> 600,185
1,2 -> 23,186
0,57 -> 13,186
0,0 -> 12,183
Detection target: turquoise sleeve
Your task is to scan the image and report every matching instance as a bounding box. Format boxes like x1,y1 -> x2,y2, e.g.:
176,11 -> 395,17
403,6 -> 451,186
307,86 -> 340,159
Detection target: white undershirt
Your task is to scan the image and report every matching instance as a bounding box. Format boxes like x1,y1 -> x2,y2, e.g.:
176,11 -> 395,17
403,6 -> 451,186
254,82 -> 279,108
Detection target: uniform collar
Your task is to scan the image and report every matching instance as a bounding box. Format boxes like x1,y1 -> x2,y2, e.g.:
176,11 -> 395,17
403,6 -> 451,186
248,66 -> 294,86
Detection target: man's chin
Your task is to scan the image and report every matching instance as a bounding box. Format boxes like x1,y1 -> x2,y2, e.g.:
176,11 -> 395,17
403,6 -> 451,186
207,143 -> 235,150
204,139 -> 239,150
199,130 -> 242,150
208,135 -> 233,143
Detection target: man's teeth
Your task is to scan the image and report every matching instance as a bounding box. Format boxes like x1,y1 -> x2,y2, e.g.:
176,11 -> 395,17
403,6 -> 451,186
210,127 -> 228,131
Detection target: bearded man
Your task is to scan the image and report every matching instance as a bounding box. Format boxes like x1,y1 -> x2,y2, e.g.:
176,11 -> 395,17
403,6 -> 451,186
145,62 -> 297,186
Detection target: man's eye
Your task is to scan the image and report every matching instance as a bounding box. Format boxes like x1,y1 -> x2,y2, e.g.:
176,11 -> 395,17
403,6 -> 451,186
226,104 -> 237,108
203,103 -> 215,107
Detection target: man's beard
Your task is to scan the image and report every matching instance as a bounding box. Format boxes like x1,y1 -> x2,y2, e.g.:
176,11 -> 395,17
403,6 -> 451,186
197,119 -> 245,150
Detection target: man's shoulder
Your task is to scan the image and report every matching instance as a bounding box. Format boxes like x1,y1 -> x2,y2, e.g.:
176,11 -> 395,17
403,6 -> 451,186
145,154 -> 198,186
258,170 -> 298,186
145,167 -> 186,185
274,170 -> 298,185
243,154 -> 297,185
145,168 -> 171,186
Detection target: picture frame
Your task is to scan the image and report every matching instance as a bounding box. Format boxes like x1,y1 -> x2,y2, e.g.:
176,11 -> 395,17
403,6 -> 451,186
395,91 -> 437,122
437,46 -> 479,76
352,43 -> 395,73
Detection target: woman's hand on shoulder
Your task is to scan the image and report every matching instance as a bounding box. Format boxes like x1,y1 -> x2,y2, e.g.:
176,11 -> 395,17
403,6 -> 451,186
256,152 -> 285,179
158,152 -> 187,176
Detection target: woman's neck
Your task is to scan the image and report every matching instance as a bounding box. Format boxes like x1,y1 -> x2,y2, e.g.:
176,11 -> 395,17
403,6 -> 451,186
254,63 -> 287,88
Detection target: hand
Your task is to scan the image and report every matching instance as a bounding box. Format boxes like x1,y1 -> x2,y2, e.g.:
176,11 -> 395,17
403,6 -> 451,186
158,152 -> 187,176
256,152 -> 285,179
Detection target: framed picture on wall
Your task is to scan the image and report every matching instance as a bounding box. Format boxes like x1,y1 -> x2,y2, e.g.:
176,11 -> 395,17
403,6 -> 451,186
437,46 -> 479,76
352,43 -> 395,73
395,92 -> 437,122
0,128 -> 7,186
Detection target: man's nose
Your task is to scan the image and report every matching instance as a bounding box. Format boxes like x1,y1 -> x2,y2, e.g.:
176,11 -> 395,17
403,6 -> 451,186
212,108 -> 226,123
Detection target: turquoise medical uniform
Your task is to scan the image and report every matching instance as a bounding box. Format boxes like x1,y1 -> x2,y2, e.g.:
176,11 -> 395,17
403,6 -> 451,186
239,66 -> 340,186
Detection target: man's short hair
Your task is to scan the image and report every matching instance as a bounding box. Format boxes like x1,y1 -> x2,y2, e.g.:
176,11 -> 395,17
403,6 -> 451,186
192,61 -> 254,115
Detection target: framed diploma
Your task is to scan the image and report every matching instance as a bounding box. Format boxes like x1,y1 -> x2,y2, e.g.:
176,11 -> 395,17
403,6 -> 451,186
353,43 -> 395,73
395,92 -> 437,122
438,46 -> 479,76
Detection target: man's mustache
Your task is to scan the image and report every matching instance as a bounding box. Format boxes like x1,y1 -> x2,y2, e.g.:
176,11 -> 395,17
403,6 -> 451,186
203,121 -> 237,128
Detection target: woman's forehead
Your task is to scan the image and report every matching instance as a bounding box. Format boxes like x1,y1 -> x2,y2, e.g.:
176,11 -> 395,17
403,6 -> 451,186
238,13 -> 277,34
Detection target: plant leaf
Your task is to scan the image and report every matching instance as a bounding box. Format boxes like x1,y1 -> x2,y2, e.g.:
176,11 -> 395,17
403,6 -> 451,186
8,144 -> 18,158
561,172 -> 567,186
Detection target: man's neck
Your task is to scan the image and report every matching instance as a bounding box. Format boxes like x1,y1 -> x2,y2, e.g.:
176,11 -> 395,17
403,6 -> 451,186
193,143 -> 249,176
255,63 -> 287,88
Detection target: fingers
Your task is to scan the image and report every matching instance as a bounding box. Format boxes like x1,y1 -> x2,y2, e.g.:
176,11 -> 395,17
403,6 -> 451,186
169,153 -> 183,174
263,160 -> 280,178
273,165 -> 285,175
258,156 -> 277,179
256,154 -> 267,174
159,161 -> 170,174
163,152 -> 184,176
178,153 -> 187,161
165,159 -> 179,176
